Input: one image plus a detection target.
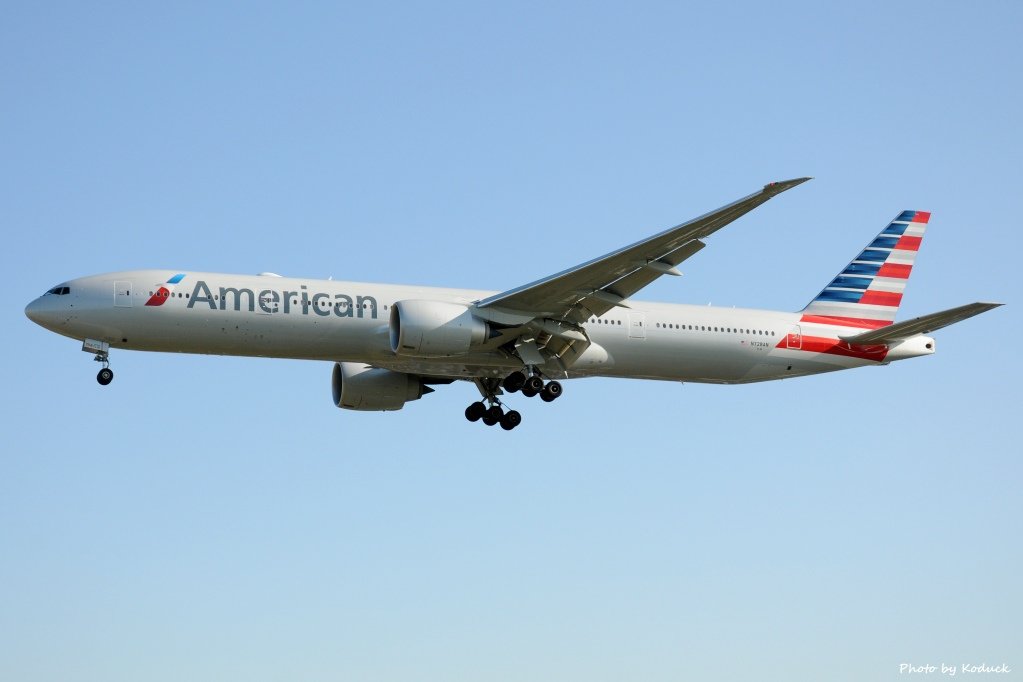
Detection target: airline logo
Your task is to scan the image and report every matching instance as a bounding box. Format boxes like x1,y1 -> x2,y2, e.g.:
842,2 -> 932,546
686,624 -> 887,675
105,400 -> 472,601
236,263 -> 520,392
785,211 -> 931,361
145,274 -> 186,306
802,210 -> 930,328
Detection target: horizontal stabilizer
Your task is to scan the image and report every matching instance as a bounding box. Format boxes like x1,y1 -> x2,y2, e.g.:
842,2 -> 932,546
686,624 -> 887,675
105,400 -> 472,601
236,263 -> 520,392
839,302 -> 1003,345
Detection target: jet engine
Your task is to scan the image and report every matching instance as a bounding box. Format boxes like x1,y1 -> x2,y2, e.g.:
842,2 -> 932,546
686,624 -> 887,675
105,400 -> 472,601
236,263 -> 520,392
332,362 -> 432,411
389,300 -> 489,357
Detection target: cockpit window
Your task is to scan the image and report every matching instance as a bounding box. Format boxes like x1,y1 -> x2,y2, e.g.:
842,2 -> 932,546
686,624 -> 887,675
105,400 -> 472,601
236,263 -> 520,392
46,285 -> 71,295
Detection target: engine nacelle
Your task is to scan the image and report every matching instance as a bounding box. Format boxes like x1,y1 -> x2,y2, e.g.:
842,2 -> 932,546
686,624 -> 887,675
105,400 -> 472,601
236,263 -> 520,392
331,362 -> 431,411
389,300 -> 489,357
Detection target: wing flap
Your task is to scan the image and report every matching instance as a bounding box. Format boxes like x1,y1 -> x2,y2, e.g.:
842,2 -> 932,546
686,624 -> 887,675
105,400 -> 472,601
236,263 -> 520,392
839,302 -> 1003,345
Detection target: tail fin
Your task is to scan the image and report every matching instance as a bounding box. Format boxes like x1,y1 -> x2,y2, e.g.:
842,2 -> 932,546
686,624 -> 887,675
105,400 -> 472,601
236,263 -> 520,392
800,210 -> 930,329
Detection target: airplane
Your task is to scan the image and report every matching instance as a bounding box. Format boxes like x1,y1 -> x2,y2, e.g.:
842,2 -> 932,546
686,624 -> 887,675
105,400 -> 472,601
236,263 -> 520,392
24,178 -> 1002,430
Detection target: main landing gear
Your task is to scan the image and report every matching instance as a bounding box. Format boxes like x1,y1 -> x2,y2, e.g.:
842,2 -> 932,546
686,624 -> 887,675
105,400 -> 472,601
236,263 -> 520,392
464,400 -> 521,431
464,371 -> 563,431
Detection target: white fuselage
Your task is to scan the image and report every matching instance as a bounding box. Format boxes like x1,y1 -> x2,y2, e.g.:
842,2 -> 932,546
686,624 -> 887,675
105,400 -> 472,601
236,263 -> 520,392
24,270 -> 935,385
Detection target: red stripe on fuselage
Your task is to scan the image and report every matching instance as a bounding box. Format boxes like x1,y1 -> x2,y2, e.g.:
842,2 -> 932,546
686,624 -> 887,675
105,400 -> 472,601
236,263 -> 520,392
776,336 -> 889,361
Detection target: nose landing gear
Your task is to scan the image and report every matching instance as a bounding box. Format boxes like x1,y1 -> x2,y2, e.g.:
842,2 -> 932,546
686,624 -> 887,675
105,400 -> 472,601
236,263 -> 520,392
82,338 -> 114,386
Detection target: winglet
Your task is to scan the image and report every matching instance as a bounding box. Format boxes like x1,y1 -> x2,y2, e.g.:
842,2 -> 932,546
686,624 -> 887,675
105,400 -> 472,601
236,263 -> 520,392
764,177 -> 813,196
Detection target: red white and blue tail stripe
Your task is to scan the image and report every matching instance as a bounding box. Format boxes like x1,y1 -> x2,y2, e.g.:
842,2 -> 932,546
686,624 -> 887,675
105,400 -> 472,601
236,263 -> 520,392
801,210 -> 929,329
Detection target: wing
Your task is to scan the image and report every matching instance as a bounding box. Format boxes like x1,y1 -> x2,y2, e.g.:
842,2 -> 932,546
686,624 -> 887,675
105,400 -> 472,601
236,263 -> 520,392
472,178 -> 810,373
839,302 -> 1003,345
477,177 -> 811,323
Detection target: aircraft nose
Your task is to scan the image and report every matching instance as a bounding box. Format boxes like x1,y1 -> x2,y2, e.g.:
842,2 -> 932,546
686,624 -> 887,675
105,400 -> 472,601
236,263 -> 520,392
24,297 -> 44,324
24,295 -> 63,330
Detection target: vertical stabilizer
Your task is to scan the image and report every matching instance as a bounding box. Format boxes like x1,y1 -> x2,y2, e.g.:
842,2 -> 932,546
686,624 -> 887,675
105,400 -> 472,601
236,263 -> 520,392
801,210 -> 929,329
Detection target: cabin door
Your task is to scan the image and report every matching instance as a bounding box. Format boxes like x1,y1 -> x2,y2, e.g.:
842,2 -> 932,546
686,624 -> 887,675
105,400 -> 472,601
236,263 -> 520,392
114,281 -> 133,307
629,313 -> 646,339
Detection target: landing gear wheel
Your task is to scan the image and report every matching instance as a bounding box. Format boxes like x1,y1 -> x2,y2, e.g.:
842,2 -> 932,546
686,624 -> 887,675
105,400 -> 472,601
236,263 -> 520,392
482,405 -> 504,426
465,401 -> 486,422
97,368 -> 114,386
522,375 -> 543,397
500,410 -> 522,431
540,380 -> 562,402
503,371 -> 526,393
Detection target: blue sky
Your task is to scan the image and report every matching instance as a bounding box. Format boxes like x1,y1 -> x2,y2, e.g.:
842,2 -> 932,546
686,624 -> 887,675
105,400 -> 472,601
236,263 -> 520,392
2,2 -> 1020,680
